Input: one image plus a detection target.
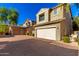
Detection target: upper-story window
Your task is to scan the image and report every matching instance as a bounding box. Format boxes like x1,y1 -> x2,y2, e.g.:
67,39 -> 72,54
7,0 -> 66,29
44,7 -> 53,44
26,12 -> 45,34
39,13 -> 45,21
54,9 -> 58,15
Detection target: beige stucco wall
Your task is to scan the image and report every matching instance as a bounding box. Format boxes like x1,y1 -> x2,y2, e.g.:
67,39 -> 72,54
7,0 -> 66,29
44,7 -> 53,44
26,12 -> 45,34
36,8 -> 49,25
64,17 -> 72,35
50,6 -> 64,21
63,4 -> 73,35
50,4 -> 72,36
60,19 -> 72,39
35,23 -> 61,40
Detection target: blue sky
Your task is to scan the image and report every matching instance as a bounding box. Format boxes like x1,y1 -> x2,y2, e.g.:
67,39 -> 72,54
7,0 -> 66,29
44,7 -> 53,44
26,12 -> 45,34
0,3 -> 78,25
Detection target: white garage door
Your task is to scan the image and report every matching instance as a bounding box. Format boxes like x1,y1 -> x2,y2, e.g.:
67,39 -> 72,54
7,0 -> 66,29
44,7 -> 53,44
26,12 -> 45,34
37,28 -> 56,40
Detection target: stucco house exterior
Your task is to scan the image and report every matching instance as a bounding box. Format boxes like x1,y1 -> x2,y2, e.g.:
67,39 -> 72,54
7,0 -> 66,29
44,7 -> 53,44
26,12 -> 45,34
35,4 -> 72,40
23,19 -> 32,27
22,19 -> 35,36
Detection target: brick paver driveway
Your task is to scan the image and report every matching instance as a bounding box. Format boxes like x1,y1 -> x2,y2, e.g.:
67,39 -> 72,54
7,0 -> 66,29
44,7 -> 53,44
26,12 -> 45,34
0,35 -> 78,56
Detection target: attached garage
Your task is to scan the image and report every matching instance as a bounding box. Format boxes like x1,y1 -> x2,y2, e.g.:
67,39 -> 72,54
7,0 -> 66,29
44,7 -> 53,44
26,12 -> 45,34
35,23 -> 61,40
36,27 -> 56,40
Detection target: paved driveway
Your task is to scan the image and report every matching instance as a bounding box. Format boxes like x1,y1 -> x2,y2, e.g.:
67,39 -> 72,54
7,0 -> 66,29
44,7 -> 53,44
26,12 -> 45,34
0,35 -> 78,56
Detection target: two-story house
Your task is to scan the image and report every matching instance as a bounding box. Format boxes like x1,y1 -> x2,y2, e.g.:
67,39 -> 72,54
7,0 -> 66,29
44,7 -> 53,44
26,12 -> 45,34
35,4 -> 72,40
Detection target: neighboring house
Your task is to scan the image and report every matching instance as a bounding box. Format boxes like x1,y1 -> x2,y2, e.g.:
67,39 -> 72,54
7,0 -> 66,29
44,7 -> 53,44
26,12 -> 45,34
22,19 -> 36,35
23,19 -> 32,27
35,4 -> 72,40
10,19 -> 35,35
11,19 -> 36,35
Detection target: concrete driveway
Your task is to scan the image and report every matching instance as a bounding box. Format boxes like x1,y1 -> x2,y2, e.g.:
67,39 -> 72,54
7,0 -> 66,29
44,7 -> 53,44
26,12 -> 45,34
0,35 -> 78,56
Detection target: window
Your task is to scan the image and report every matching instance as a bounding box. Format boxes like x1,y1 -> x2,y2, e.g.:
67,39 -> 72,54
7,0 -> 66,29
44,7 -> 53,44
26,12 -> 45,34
54,9 -> 58,15
39,13 -> 44,21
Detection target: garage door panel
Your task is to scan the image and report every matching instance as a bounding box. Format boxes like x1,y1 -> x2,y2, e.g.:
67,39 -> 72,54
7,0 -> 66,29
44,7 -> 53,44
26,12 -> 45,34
37,28 -> 56,40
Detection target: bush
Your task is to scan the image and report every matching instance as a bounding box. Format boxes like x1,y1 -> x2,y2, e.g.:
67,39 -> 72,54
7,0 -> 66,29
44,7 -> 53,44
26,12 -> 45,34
63,36 -> 70,43
0,24 -> 9,33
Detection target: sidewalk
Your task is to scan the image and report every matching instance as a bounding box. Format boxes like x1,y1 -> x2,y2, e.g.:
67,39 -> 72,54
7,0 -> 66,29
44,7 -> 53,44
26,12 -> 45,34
57,41 -> 78,50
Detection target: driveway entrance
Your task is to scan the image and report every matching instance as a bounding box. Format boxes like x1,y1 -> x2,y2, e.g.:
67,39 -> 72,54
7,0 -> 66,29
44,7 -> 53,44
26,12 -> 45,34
0,35 -> 78,56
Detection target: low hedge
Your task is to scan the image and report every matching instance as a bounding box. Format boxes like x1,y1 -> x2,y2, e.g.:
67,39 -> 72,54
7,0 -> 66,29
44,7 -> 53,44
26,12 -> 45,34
62,36 -> 70,43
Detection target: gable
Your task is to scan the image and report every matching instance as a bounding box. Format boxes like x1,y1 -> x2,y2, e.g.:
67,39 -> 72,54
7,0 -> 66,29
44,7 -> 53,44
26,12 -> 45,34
36,8 -> 49,15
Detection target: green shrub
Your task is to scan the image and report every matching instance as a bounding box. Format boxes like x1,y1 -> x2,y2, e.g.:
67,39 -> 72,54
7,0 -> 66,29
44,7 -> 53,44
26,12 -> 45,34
63,36 -> 70,43
0,24 -> 9,33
